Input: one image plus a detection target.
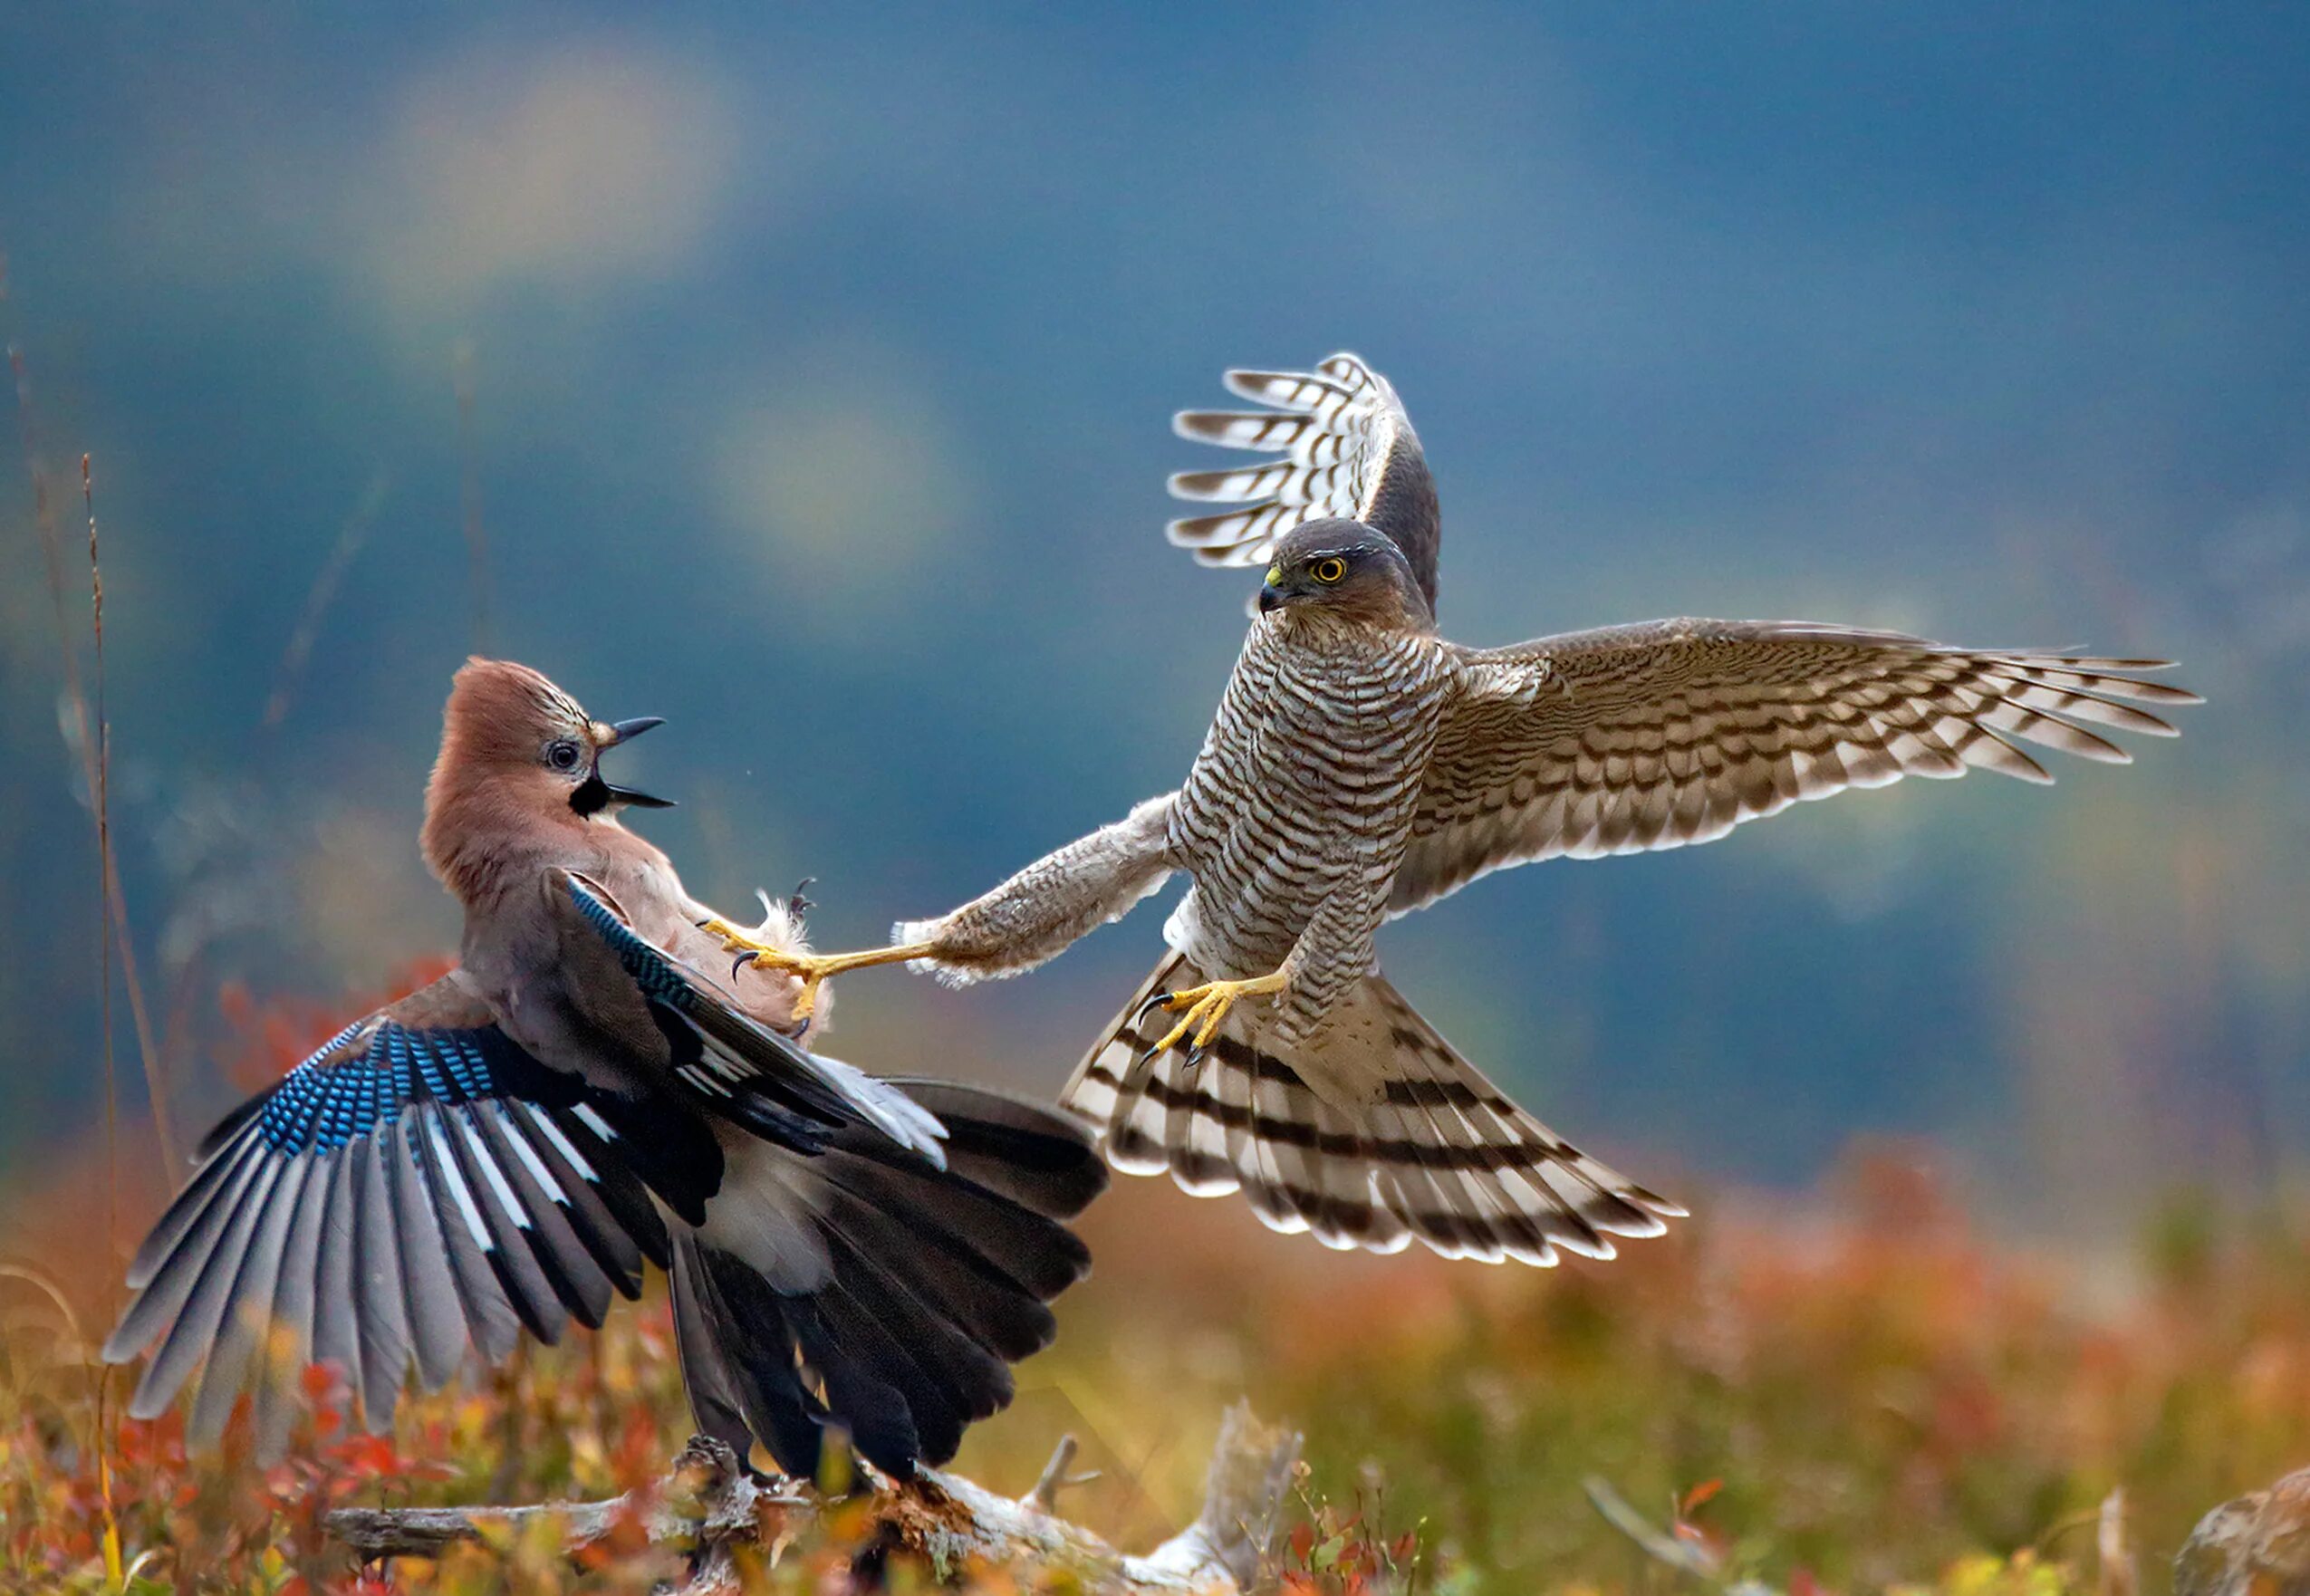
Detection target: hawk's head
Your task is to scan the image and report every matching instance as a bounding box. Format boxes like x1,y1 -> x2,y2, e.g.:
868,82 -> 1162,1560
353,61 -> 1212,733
1257,519 -> 1434,632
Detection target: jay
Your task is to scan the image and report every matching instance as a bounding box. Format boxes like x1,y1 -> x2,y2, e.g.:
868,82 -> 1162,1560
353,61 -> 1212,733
103,659 -> 1104,1478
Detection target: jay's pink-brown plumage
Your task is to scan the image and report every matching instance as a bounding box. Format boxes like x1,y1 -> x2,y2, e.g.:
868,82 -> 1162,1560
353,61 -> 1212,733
106,659 -> 1104,1478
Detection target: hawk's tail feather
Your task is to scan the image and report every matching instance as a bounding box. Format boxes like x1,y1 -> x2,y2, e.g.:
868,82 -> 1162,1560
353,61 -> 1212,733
1062,952 -> 1683,1266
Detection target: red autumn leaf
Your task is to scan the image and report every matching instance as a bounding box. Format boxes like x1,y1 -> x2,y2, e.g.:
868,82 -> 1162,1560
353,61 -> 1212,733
1290,1520 -> 1321,1566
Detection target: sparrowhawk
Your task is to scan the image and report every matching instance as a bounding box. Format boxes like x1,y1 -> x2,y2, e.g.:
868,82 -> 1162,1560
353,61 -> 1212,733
711,354 -> 2199,1265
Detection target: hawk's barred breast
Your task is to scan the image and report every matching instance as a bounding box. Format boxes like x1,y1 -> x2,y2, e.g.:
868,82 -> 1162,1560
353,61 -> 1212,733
1165,615 -> 1449,998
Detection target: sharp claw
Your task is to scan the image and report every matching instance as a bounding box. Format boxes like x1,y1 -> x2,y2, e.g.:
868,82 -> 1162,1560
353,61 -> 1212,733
1184,1043 -> 1205,1073
789,877 -> 817,917
730,954 -> 753,982
1134,990 -> 1176,1029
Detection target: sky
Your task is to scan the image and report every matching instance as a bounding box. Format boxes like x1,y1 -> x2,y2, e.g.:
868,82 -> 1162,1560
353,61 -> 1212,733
1,5 -> 2305,1239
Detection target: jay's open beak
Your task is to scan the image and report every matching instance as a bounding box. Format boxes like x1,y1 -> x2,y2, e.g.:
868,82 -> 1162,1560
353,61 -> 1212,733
601,716 -> 665,746
580,716 -> 675,812
600,780 -> 675,810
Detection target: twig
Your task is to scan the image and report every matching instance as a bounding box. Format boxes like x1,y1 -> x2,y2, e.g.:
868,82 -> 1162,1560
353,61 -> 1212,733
5,312 -> 178,1173
454,340 -> 489,652
84,455 -> 117,1262
262,470 -> 390,732
327,1436 -> 804,1566
2099,1487 -> 2136,1596
329,1403 -> 1302,1596
1027,1432 -> 1094,1514
1584,1476 -> 1721,1579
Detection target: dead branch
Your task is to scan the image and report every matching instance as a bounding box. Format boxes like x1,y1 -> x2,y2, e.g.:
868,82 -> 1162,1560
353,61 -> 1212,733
326,1401 -> 1302,1595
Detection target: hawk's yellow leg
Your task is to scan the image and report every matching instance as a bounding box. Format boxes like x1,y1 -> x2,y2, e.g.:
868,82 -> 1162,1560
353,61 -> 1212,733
1147,969 -> 1291,1056
698,918 -> 936,1023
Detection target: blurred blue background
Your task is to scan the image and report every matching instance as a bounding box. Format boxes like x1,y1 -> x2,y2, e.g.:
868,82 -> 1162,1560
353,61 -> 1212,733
1,5 -> 2303,1242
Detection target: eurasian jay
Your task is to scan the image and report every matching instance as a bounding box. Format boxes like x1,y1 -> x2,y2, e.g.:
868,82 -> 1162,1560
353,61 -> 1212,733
103,659 -> 1104,1478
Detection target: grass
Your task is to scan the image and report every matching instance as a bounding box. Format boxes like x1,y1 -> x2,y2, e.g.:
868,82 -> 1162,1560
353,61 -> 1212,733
0,978 -> 2302,1593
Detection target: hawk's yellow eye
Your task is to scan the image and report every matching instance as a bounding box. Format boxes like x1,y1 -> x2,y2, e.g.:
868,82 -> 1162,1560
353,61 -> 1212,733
1312,557 -> 1348,584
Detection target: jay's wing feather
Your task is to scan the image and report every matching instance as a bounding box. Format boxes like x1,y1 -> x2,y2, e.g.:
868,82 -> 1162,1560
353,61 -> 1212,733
102,969 -> 700,1454
1398,620 -> 2200,912
1169,352 -> 1440,610
665,1082 -> 1104,1478
557,870 -> 947,1164
108,886 -> 1083,1477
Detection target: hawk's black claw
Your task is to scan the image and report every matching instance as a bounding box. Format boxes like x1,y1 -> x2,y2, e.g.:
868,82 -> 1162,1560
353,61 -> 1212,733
788,877 -> 817,918
1134,990 -> 1178,1030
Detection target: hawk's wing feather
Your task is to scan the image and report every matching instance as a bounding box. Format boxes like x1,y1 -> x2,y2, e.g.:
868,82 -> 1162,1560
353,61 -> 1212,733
1169,352 -> 1441,609
1396,620 -> 2201,913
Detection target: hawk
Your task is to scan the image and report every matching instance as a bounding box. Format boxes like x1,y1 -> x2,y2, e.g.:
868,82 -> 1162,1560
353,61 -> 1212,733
711,354 -> 2198,1265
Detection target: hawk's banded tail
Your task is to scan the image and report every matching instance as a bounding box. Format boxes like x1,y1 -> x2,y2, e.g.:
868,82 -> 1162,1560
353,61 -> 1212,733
1062,953 -> 1684,1265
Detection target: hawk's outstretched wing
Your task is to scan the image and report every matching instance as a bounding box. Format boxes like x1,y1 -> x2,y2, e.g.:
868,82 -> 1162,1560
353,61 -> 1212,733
1169,352 -> 1441,610
1393,620 -> 2200,913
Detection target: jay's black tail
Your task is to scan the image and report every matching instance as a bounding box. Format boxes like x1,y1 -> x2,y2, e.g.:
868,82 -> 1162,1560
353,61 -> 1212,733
669,1078 -> 1105,1479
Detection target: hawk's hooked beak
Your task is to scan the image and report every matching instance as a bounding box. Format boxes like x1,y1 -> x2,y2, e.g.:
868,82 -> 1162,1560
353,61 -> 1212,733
1257,563 -> 1286,614
578,716 -> 675,812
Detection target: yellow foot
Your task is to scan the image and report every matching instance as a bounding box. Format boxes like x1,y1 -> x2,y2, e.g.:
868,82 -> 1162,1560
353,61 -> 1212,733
1141,969 -> 1291,1058
697,918 -> 932,1023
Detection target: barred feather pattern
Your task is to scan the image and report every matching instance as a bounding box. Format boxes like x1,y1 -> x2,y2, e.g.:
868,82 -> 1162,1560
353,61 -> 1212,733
1169,353 -> 1441,608
1165,612 -> 1449,1041
1063,953 -> 1683,1264
1395,620 -> 2202,912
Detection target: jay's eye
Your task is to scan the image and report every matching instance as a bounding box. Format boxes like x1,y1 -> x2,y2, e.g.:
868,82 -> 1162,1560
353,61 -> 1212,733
1311,557 -> 1348,584
545,738 -> 584,772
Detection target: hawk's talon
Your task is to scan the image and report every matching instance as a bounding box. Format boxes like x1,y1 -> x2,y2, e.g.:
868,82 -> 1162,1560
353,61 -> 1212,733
701,915 -> 829,1020
1144,970 -> 1291,1057
696,919 -> 941,1025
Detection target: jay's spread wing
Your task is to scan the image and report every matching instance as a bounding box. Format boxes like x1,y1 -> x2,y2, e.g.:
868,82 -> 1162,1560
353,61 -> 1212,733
557,871 -> 947,1165
103,970 -> 715,1457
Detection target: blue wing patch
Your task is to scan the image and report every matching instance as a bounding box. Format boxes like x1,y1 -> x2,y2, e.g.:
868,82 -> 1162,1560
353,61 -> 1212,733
563,874 -> 695,1007
254,1019 -> 523,1154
